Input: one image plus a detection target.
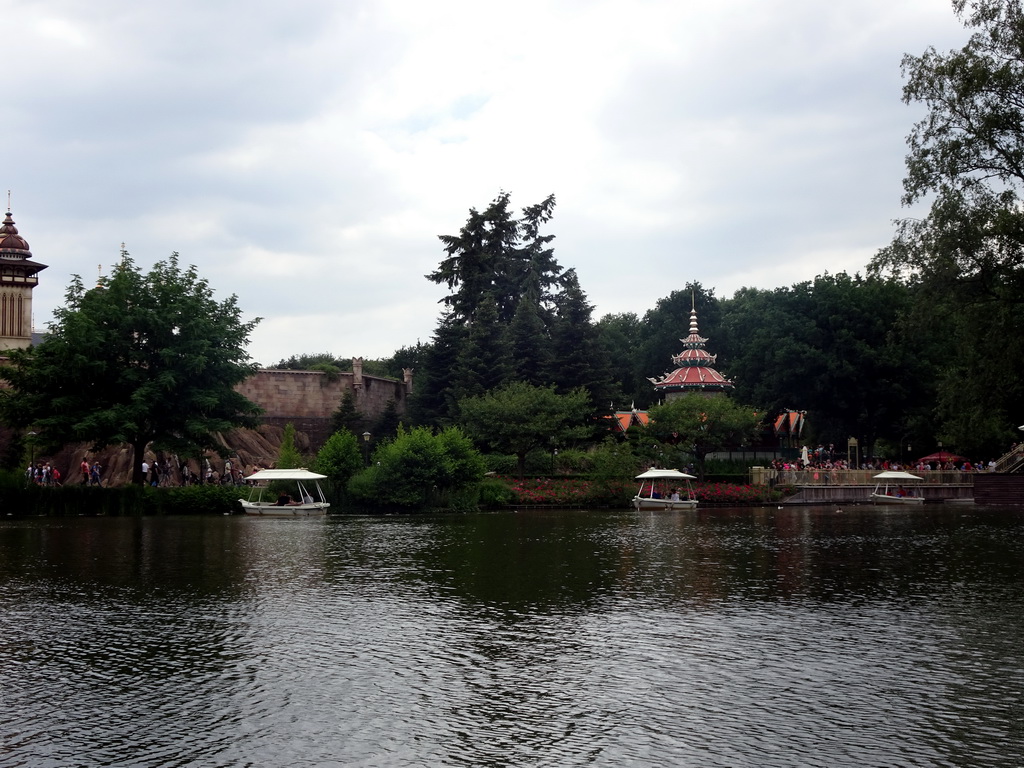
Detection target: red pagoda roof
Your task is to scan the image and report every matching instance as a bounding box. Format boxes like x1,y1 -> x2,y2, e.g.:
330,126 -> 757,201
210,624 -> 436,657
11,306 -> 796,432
648,298 -> 733,394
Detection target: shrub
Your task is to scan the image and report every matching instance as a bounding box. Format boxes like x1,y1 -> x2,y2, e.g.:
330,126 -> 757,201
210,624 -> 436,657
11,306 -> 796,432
346,426 -> 486,510
478,477 -> 516,507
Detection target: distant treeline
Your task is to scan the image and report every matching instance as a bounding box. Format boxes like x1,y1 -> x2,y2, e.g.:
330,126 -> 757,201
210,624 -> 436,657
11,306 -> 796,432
273,177 -> 1023,460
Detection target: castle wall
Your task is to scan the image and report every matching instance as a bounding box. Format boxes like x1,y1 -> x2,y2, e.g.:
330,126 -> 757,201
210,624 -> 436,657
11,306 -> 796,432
234,365 -> 410,448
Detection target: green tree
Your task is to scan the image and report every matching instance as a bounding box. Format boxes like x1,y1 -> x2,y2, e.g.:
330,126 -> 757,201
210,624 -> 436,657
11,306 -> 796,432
276,423 -> 302,469
450,295 -> 510,402
409,316 -> 465,427
0,252 -> 260,484
506,292 -> 551,386
330,390 -> 366,436
647,395 -> 763,480
348,426 -> 486,509
417,192 -> 566,425
373,398 -> 402,439
594,311 -> 646,408
871,0 -> 1024,451
428,191 -> 561,325
717,274 -> 927,451
269,352 -> 345,370
458,381 -> 592,477
589,437 -> 641,504
312,430 -> 363,500
547,269 -> 617,412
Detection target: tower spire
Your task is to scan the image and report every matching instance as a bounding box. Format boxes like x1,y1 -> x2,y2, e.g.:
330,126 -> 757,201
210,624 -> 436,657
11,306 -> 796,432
647,293 -> 733,399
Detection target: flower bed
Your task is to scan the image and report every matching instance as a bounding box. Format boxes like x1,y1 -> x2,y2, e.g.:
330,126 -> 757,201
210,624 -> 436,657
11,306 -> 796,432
694,482 -> 773,504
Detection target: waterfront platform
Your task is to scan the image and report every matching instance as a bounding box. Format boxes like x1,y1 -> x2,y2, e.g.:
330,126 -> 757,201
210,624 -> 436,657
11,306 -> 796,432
762,469 -> 980,505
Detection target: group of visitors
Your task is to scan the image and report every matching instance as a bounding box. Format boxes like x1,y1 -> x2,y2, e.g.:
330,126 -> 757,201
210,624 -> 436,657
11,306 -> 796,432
77,458 -> 104,486
771,453 -> 1004,478
24,455 -> 256,488
27,462 -> 62,486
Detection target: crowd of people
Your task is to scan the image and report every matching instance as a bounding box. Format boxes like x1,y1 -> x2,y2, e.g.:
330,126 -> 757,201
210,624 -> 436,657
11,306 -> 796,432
26,455 -> 263,488
767,441 -> 1020,477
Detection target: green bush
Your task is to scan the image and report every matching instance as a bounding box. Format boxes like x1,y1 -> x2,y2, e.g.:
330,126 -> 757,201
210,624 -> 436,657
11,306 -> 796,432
552,447 -> 591,473
346,426 -> 486,510
484,454 -> 519,474
0,476 -> 242,516
478,477 -> 516,507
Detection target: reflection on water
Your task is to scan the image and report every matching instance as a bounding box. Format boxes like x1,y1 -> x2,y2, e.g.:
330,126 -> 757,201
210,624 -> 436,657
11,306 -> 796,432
1,506 -> 1022,767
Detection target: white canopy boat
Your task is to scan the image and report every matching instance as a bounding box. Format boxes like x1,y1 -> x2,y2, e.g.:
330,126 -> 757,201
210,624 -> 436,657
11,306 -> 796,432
632,468 -> 698,511
240,468 -> 330,516
870,470 -> 925,505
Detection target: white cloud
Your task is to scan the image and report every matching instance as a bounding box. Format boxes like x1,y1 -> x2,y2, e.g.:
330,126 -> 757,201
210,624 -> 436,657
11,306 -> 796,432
7,0 -> 971,362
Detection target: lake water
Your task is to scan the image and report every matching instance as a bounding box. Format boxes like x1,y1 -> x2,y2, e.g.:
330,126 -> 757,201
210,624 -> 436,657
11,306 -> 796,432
1,505 -> 1022,767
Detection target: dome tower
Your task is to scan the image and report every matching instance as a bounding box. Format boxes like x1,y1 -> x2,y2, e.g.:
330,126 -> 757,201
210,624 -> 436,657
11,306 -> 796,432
0,207 -> 46,350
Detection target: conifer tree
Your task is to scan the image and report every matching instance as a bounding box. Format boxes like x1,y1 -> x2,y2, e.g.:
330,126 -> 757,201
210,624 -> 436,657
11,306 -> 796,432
547,269 -> 617,413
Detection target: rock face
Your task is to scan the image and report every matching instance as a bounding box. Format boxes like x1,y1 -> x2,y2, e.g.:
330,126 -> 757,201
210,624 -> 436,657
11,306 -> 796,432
30,424 -> 315,487
5,362 -> 411,487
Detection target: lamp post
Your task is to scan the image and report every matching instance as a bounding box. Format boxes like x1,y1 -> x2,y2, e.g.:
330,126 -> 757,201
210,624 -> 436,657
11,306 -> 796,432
362,431 -> 371,467
27,431 -> 36,475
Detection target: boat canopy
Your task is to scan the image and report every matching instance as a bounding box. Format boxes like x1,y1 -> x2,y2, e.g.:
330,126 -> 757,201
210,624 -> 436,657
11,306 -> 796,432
873,471 -> 923,481
245,468 -> 328,482
635,468 -> 696,481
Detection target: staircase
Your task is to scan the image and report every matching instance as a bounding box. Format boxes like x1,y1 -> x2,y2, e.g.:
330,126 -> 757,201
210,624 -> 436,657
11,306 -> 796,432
993,445 -> 1024,474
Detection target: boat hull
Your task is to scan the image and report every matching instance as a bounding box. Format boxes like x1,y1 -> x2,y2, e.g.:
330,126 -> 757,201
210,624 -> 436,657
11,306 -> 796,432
869,493 -> 925,505
632,497 -> 698,511
240,501 -> 329,516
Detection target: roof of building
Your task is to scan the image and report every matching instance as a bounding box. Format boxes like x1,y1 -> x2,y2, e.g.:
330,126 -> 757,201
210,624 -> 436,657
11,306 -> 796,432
606,409 -> 650,432
648,298 -> 733,393
0,211 -> 31,259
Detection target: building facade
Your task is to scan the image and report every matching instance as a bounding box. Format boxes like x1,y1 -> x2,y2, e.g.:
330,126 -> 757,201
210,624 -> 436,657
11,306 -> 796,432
0,210 -> 46,350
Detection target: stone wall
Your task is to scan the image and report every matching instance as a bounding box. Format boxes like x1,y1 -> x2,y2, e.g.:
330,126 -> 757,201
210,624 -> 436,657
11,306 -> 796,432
235,360 -> 411,449
6,361 -> 413,486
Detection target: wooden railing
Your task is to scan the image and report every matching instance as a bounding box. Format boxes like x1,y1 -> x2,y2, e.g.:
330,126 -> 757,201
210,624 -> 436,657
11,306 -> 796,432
754,469 -> 976,486
993,445 -> 1024,474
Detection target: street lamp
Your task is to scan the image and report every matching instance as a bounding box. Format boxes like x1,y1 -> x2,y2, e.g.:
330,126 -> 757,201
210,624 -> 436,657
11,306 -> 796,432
362,431 -> 371,466
27,431 -> 36,474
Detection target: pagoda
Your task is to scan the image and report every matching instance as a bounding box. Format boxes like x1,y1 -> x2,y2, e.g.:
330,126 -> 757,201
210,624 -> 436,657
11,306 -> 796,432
0,207 -> 46,350
647,297 -> 733,400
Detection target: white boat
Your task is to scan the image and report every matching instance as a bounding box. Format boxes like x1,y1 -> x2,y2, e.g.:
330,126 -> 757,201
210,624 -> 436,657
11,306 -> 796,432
870,470 -> 925,505
632,468 -> 698,511
240,468 -> 331,516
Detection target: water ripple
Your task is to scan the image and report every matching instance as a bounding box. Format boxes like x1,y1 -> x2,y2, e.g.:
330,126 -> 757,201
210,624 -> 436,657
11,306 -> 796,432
0,508 -> 1021,766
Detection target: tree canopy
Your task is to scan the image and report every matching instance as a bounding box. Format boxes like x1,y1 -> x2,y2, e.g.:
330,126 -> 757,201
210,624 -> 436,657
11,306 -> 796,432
347,426 -> 486,509
647,395 -> 764,480
414,192 -> 618,426
457,381 -> 592,477
870,0 -> 1024,452
0,252 -> 261,483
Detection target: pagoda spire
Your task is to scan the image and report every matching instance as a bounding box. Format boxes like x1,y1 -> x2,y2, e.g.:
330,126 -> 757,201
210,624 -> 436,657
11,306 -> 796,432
647,296 -> 733,399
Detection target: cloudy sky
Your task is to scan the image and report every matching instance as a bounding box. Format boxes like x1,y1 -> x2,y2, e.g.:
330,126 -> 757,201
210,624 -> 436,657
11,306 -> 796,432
6,0 -> 968,366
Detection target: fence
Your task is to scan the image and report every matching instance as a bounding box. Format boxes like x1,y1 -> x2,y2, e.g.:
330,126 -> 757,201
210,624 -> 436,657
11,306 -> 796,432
750,468 -> 976,487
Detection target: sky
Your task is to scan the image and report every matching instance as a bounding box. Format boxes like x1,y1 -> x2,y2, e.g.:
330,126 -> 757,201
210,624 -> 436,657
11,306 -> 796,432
5,0 -> 970,367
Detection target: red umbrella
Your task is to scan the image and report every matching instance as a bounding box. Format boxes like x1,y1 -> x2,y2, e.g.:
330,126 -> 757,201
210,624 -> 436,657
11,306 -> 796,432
915,450 -> 967,463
